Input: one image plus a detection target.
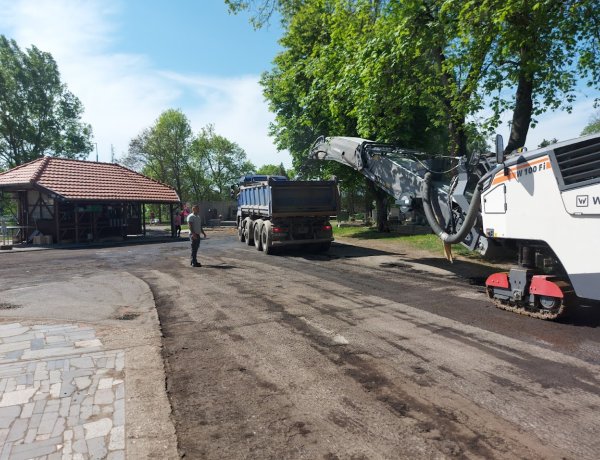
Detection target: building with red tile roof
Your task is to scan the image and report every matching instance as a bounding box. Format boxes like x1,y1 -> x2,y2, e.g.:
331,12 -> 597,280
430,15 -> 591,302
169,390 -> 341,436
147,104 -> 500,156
0,157 -> 181,244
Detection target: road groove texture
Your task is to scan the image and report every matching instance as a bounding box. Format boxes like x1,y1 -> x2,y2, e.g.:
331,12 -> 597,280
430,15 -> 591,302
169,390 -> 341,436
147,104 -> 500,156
143,234 -> 600,459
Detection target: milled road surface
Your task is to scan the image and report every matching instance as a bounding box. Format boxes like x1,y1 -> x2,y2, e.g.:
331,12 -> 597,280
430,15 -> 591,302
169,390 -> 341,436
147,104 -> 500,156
2,228 -> 600,459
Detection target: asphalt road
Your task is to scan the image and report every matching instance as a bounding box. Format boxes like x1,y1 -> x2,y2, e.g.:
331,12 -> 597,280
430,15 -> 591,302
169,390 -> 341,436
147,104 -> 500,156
2,229 -> 600,459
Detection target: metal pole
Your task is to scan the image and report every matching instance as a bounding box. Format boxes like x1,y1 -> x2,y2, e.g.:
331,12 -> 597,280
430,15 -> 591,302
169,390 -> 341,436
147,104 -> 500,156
95,143 -> 99,162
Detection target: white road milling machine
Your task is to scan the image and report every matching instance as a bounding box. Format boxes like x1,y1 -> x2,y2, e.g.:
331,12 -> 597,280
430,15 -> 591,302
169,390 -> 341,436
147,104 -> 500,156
310,133 -> 600,319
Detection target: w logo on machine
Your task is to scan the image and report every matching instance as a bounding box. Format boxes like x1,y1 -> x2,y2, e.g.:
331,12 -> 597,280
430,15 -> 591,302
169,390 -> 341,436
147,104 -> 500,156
576,195 -> 589,207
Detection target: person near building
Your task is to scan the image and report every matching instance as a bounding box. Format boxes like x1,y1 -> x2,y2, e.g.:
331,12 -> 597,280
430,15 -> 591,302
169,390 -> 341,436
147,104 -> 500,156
173,210 -> 182,237
187,205 -> 206,267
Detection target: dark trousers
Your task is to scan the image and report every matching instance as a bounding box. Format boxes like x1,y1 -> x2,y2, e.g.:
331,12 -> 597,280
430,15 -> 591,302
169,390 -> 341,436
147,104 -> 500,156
190,236 -> 200,263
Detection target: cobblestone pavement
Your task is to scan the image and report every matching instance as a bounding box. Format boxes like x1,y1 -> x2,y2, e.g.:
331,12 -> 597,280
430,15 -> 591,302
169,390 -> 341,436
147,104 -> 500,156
0,323 -> 125,460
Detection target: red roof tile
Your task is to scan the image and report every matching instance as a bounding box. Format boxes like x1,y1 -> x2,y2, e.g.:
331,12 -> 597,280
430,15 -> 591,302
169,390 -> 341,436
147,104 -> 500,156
0,157 -> 180,203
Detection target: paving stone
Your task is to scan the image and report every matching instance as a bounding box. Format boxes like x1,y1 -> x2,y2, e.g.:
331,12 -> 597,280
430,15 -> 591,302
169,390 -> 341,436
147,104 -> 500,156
0,325 -> 28,338
0,428 -> 8,445
4,378 -> 15,393
86,436 -> 108,460
5,350 -> 23,360
108,425 -> 124,451
30,412 -> 43,429
30,338 -> 45,350
0,440 -> 14,460
0,340 -> 31,354
20,401 -> 34,419
59,380 -> 76,398
74,339 -> 103,348
0,405 -> 21,427
24,427 -> 37,443
98,378 -> 113,390
9,435 -> 62,460
74,377 -> 91,390
115,354 -> 124,372
107,451 -> 125,460
6,417 -> 28,442
0,387 -> 36,407
50,382 -> 61,398
22,348 -> 81,361
33,399 -> 47,414
59,396 -> 71,417
73,425 -> 84,441
114,383 -> 124,400
51,416 -> 65,438
47,452 -> 62,460
70,357 -> 94,369
94,389 -> 114,405
37,411 -> 59,435
72,439 -> 87,454
84,418 -> 112,439
113,399 -> 124,427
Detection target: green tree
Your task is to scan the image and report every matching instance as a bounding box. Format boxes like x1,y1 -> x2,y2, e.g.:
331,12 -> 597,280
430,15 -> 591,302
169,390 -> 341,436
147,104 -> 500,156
189,125 -> 255,201
538,138 -> 558,148
476,0 -> 600,154
125,109 -> 193,202
0,35 -> 93,169
255,162 -> 288,177
581,111 -> 600,136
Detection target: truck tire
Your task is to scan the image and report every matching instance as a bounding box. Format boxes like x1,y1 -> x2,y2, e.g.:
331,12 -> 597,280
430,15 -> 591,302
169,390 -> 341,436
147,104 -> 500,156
244,218 -> 254,246
254,219 -> 264,251
238,219 -> 245,242
262,221 -> 274,255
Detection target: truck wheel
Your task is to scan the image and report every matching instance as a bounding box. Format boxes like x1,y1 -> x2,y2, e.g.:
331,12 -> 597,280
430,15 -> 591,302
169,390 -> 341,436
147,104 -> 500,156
254,219 -> 264,251
262,221 -> 273,255
238,219 -> 245,242
244,218 -> 254,246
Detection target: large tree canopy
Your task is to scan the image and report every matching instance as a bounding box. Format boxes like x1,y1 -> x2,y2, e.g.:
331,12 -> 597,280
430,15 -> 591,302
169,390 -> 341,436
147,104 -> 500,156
125,109 -> 193,201
190,125 -> 255,200
123,114 -> 255,203
0,35 -> 93,169
229,0 -> 600,158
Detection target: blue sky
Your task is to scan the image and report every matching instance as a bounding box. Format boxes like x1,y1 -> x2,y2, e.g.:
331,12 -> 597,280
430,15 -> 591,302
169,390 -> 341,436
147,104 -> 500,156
0,0 -> 598,169
0,0 -> 290,167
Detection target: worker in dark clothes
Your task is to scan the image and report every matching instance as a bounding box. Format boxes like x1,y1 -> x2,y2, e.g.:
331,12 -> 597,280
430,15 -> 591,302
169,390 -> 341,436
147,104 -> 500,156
187,205 -> 207,267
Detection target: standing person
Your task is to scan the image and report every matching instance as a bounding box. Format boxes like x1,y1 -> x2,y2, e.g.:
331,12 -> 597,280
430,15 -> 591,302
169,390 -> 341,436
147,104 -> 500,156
173,210 -> 182,237
187,205 -> 207,267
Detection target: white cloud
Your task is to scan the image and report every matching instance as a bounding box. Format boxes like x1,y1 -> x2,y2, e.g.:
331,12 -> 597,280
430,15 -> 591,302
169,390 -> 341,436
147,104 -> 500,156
0,0 -> 291,167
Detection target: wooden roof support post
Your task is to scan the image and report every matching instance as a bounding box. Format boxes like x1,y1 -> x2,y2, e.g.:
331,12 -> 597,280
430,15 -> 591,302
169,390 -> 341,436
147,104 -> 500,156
169,203 -> 174,237
54,200 -> 60,244
75,203 -> 79,244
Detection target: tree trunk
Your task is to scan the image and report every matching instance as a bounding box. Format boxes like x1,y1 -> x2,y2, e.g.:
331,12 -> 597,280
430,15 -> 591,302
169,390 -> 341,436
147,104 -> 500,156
366,180 -> 389,232
505,53 -> 534,155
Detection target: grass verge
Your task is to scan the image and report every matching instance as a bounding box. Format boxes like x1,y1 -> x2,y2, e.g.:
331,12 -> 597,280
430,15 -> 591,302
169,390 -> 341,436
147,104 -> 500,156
332,224 -> 478,258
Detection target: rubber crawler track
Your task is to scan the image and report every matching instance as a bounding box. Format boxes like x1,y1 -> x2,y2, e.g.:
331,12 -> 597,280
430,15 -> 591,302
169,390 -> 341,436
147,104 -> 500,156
491,298 -> 567,320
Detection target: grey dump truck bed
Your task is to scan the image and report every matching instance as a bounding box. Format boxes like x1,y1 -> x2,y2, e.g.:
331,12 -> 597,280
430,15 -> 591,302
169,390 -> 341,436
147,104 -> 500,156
238,179 -> 338,218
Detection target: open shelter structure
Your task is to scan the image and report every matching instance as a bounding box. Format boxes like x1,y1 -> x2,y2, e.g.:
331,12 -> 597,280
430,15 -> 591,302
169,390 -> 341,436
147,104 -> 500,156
0,157 -> 180,244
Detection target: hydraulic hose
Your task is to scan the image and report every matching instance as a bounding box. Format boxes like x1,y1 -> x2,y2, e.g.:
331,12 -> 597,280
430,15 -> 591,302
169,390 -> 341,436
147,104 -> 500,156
421,172 -> 481,245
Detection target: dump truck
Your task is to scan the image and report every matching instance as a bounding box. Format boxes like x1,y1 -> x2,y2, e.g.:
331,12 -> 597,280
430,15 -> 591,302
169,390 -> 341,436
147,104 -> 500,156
235,174 -> 339,254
